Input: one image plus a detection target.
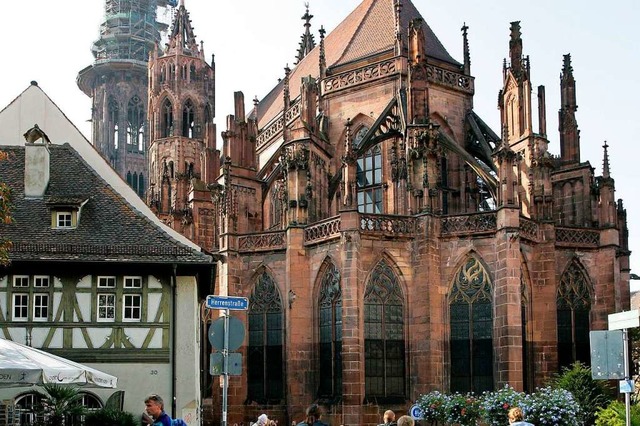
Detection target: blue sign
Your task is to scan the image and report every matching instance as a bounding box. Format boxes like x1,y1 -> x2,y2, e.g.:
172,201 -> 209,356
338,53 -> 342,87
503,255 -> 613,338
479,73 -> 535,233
409,404 -> 424,420
206,295 -> 249,311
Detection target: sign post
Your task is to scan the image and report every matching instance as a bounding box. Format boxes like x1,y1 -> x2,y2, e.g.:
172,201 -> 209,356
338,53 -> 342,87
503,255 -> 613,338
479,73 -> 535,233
608,309 -> 640,426
206,295 -> 249,426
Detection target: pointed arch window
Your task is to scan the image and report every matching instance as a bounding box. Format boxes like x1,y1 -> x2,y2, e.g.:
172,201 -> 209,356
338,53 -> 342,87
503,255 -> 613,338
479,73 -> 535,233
127,96 -> 144,151
132,172 -> 139,193
557,259 -> 591,370
364,260 -> 405,400
204,104 -> 212,124
138,174 -> 145,198
318,262 -> 342,398
357,132 -> 383,214
159,65 -> 166,83
182,100 -> 196,138
190,63 -> 197,81
181,64 -> 187,80
108,97 -> 119,150
161,99 -> 173,138
449,256 -> 494,393
126,171 -> 132,187
248,272 -> 284,403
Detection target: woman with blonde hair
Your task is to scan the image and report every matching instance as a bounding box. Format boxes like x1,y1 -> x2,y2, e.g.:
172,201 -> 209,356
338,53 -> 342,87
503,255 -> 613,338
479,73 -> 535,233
508,407 -> 534,425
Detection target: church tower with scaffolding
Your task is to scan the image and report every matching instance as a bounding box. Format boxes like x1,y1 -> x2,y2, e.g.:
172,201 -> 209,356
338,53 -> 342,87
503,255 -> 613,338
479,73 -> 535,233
77,0 -> 177,198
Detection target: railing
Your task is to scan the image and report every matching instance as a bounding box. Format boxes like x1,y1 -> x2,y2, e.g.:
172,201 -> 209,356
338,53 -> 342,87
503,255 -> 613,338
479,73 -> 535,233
238,231 -> 286,252
555,227 -> 600,247
304,216 -> 341,245
322,58 -> 399,94
360,214 -> 415,236
441,212 -> 497,235
256,98 -> 301,150
519,217 -> 539,241
426,64 -> 474,94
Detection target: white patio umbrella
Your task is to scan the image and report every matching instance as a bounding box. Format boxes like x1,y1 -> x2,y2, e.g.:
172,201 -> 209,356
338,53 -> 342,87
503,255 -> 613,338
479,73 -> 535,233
0,337 -> 117,388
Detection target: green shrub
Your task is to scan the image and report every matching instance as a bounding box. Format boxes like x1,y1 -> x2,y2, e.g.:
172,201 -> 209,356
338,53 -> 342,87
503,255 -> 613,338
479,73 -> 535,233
551,362 -> 614,425
83,408 -> 138,426
441,393 -> 481,426
416,390 -> 448,423
595,401 -> 640,426
521,387 -> 581,426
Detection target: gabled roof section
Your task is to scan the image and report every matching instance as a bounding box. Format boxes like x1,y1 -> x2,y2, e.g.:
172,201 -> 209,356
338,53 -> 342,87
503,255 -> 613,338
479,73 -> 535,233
0,144 -> 211,263
256,0 -> 459,129
0,83 -> 208,258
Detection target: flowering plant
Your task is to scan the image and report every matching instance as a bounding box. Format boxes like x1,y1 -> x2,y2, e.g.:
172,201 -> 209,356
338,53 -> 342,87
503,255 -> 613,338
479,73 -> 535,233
521,386 -> 581,426
416,390 -> 448,423
479,384 -> 524,426
442,392 -> 480,426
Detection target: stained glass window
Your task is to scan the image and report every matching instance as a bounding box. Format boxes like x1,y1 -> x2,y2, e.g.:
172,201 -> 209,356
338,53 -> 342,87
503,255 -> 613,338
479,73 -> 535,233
248,273 -> 284,403
449,256 -> 494,393
318,262 -> 342,398
364,260 -> 405,399
557,259 -> 591,370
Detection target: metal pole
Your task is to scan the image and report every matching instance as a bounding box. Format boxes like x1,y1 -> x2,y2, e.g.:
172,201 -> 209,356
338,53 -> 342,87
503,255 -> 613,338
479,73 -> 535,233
222,309 -> 230,426
623,328 -> 631,426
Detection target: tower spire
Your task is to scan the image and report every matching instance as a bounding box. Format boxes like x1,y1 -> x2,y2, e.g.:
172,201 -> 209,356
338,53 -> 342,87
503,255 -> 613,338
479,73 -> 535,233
319,25 -> 326,78
602,141 -> 611,178
558,53 -> 580,163
509,21 -> 523,78
394,0 -> 403,55
295,3 -> 316,64
462,22 -> 471,75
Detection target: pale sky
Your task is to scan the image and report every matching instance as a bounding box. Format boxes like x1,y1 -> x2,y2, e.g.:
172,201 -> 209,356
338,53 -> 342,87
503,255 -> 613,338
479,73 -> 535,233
1,0 -> 639,287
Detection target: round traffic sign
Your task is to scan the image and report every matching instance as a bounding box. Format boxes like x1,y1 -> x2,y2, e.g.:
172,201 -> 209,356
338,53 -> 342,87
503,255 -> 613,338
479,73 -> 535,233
208,316 -> 245,351
409,404 -> 424,420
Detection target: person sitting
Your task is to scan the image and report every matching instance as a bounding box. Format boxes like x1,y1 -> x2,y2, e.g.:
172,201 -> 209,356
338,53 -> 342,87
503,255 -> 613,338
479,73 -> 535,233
508,407 -> 534,425
379,409 -> 396,426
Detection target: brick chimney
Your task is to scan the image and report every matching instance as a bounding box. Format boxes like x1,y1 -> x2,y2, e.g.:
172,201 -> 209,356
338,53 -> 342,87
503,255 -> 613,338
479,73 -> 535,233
23,124 -> 51,198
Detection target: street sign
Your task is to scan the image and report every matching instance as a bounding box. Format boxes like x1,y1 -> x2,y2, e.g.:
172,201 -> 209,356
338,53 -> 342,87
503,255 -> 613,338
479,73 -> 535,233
609,310 -> 640,331
590,330 -> 624,379
409,404 -> 424,420
206,295 -> 249,311
208,316 -> 245,351
210,353 -> 242,376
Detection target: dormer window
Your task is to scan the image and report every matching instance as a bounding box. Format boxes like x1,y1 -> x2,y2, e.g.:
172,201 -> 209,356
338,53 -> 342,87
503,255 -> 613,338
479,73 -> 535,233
56,211 -> 73,228
48,198 -> 88,230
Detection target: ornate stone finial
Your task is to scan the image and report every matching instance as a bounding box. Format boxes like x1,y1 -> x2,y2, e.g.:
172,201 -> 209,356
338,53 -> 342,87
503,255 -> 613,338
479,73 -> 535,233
295,2 -> 316,64
562,53 -> 573,77
283,64 -> 291,108
462,22 -> 471,75
602,141 -> 611,178
319,25 -> 326,78
394,0 -> 403,55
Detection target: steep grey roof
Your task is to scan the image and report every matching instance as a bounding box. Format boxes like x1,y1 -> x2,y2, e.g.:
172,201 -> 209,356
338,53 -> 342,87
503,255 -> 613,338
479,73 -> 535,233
0,144 -> 212,264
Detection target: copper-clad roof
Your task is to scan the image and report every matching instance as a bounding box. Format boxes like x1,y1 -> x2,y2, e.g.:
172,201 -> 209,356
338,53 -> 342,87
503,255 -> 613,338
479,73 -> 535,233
256,0 -> 459,129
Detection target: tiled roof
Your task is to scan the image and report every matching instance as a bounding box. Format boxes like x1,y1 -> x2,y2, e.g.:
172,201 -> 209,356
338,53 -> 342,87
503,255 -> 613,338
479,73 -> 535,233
0,144 -> 212,264
256,0 -> 460,129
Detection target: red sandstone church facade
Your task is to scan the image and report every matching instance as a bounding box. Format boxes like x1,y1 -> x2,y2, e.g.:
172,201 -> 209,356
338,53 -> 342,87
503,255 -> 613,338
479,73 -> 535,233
80,1 -> 631,425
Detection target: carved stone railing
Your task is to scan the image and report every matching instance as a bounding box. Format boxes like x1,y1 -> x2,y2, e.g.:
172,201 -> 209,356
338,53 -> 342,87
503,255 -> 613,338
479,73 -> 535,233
322,58 -> 399,95
441,212 -> 497,235
360,214 -> 415,236
555,227 -> 600,247
426,64 -> 474,94
519,217 -> 539,241
304,216 -> 341,245
256,98 -> 301,150
238,231 -> 286,252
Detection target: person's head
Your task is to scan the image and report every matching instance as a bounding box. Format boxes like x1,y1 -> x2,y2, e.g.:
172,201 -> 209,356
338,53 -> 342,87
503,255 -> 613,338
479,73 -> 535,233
144,394 -> 164,418
305,404 -> 322,424
383,410 -> 396,423
257,414 -> 269,426
508,407 -> 524,423
396,415 -> 414,426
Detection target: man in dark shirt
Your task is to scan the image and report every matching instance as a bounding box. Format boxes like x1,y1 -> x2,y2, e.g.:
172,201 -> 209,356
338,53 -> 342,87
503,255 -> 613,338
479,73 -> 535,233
143,394 -> 172,426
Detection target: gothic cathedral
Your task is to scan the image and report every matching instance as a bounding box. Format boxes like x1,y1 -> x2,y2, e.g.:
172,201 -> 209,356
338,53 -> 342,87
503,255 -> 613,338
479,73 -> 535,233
78,1 -> 630,425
